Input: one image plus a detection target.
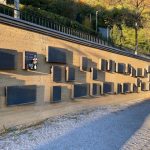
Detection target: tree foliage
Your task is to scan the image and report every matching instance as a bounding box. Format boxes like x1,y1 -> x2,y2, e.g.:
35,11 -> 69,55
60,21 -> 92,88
18,0 -> 150,54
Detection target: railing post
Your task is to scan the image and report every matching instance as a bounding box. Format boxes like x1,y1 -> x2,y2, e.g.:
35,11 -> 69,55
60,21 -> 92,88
54,23 -> 56,30
31,15 -> 33,23
56,24 -> 57,30
60,25 -> 62,32
79,32 -> 81,38
56,24 -> 58,31
63,25 -> 65,33
102,40 -> 104,45
44,18 -> 46,27
80,31 -> 82,38
92,35 -> 94,42
82,33 -> 84,39
64,27 -> 66,33
66,28 -> 68,34
87,34 -> 89,41
58,25 -> 60,32
91,35 -> 93,41
84,33 -> 86,39
68,28 -> 70,35
72,29 -> 74,36
86,34 -> 88,40
80,32 -> 82,38
14,0 -> 20,19
75,30 -> 77,36
77,31 -> 79,37
47,21 -> 49,28
41,18 -> 43,26
85,34 -> 86,40
3,5 -> 5,14
50,22 -> 53,29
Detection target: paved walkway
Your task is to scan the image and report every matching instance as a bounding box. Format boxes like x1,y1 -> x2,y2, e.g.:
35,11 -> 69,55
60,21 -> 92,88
0,92 -> 150,134
37,97 -> 150,150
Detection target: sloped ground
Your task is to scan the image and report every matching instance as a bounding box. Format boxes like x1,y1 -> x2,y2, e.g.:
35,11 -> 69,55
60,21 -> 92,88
1,92 -> 150,134
0,98 -> 150,150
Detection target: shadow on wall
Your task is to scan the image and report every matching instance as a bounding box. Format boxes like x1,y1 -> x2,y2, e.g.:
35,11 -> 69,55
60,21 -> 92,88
0,48 -> 91,83
0,73 -> 25,87
0,47 -> 106,101
99,70 -> 106,82
60,41 -> 88,56
60,41 -> 106,63
76,67 -> 87,83
36,99 -> 150,150
15,52 -> 54,76
0,72 -> 26,108
61,86 -> 72,102
1,48 -> 74,76
59,42 -> 106,82
36,85 -> 45,105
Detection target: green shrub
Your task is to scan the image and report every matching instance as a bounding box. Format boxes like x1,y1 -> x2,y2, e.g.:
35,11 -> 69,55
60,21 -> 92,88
21,5 -> 98,36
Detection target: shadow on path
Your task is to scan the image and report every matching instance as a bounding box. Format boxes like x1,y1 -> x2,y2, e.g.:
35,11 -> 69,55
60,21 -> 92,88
37,99 -> 150,150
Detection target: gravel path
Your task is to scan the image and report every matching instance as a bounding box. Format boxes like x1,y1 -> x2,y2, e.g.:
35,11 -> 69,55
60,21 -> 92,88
0,99 -> 150,150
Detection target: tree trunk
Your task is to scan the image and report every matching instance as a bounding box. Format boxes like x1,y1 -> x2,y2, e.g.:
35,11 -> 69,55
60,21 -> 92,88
135,27 -> 138,54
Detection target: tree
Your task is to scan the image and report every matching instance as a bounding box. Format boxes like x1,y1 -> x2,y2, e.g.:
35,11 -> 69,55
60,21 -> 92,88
128,0 -> 146,54
109,0 -> 150,54
21,0 -> 78,20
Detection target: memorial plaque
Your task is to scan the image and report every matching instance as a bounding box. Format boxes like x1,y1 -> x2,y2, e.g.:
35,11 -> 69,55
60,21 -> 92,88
81,57 -> 91,72
133,84 -> 138,93
137,68 -> 143,77
144,69 -> 148,78
92,68 -> 98,80
137,78 -> 141,87
0,49 -> 17,70
127,64 -> 132,74
92,83 -> 98,95
52,86 -> 61,102
103,82 -> 113,94
117,83 -> 122,94
101,59 -> 108,71
109,60 -> 116,72
132,67 -> 137,77
66,67 -> 75,81
24,51 -> 37,70
141,82 -> 147,91
73,84 -> 89,98
123,83 -> 131,93
6,85 -> 37,106
47,47 -> 66,64
52,66 -> 62,82
118,63 -> 126,74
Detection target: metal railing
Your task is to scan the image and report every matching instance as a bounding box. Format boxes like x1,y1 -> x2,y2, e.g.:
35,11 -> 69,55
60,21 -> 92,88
0,4 -> 149,60
0,4 -> 107,45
